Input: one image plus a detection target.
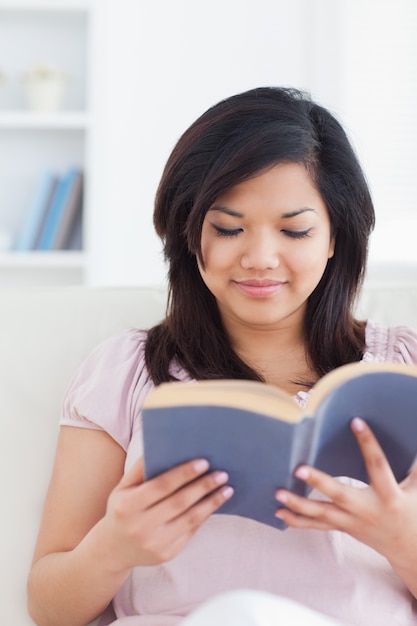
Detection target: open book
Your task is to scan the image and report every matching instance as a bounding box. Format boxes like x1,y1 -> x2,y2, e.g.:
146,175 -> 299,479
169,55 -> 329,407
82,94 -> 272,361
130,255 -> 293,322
142,362 -> 417,529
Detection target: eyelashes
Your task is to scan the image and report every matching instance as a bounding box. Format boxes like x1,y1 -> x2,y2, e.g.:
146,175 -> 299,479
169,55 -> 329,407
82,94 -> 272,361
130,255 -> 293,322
212,225 -> 242,238
281,229 -> 312,239
211,224 -> 312,240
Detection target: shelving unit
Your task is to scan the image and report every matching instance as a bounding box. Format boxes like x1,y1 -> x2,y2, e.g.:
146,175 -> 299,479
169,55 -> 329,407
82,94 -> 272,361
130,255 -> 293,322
0,111 -> 90,129
0,250 -> 85,286
0,0 -> 94,286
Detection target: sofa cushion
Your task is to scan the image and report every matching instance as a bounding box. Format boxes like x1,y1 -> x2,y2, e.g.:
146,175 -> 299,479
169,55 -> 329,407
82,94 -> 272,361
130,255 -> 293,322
1,286 -> 166,625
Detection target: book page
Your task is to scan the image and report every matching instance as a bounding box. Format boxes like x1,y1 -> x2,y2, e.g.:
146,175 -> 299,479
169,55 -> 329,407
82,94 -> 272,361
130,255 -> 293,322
306,361 -> 417,414
144,379 -> 302,422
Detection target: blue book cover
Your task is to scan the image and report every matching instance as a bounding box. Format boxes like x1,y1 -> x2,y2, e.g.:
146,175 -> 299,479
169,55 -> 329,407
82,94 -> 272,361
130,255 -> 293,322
52,170 -> 83,250
142,362 -> 417,530
37,167 -> 80,251
14,171 -> 58,251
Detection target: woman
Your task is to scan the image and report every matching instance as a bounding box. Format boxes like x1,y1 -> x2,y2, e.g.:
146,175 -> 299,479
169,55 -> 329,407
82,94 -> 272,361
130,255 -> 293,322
28,87 -> 417,626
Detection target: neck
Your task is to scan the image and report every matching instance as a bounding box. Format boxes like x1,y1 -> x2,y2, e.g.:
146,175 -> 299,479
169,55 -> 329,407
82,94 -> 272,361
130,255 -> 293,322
225,320 -> 316,394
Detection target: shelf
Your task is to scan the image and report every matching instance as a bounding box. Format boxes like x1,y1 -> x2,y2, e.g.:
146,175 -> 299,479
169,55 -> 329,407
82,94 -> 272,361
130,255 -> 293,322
0,0 -> 93,287
0,111 -> 90,129
0,1 -> 91,11
0,4 -> 91,288
0,251 -> 86,269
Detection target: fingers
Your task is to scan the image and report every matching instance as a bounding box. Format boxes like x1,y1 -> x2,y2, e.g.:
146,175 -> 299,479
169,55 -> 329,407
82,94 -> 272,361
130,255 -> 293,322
142,466 -> 234,562
278,418 -> 398,507
119,457 -> 209,502
274,499 -> 337,531
119,456 -> 234,520
350,418 -> 398,496
138,458 -> 216,509
154,469 -> 234,523
162,484 -> 234,557
149,473 -> 234,561
107,458 -> 234,566
275,472 -> 352,530
274,418 -> 401,532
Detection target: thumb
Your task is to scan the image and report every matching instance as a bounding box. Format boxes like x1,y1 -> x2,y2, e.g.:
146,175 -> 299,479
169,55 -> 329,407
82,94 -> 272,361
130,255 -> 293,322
117,457 -> 145,489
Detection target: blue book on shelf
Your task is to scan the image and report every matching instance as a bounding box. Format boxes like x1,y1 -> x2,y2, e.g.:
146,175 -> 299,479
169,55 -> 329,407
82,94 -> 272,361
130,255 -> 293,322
14,171 -> 58,251
37,167 -> 81,251
52,170 -> 83,250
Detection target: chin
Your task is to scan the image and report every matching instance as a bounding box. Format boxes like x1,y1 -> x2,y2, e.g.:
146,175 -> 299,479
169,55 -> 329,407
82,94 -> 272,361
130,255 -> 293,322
238,313 -> 289,328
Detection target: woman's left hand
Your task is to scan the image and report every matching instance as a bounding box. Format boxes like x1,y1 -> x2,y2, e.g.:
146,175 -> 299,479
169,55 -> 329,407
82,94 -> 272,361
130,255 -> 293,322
275,417 -> 417,597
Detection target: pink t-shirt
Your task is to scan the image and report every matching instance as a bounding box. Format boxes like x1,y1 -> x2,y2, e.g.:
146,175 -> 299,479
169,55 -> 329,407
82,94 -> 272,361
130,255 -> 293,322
60,321 -> 417,626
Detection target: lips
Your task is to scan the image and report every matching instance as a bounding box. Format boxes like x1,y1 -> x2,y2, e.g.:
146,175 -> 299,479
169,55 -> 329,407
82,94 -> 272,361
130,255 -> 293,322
234,279 -> 287,297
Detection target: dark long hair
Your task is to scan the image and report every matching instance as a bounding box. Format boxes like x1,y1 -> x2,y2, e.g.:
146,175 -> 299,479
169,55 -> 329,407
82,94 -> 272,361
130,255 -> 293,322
145,87 -> 375,385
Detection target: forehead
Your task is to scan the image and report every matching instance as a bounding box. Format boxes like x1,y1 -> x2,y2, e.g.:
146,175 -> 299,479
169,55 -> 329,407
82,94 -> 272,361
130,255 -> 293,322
210,162 -> 328,216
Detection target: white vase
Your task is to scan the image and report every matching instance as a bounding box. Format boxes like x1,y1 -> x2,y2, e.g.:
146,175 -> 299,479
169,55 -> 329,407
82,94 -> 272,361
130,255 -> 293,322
24,73 -> 67,112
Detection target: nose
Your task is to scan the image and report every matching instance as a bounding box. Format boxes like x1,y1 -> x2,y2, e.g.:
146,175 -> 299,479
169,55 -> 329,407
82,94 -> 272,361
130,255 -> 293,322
240,231 -> 280,270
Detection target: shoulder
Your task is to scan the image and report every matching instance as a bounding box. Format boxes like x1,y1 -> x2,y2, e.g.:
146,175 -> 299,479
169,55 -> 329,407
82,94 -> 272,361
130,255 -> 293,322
61,329 -> 193,450
364,320 -> 417,364
60,329 -> 152,450
65,328 -> 151,392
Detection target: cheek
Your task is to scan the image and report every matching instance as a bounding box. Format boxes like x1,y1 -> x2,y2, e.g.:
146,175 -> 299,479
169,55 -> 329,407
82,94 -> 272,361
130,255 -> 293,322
289,239 -> 332,277
200,238 -> 235,272
197,241 -> 221,282
199,230 -> 212,267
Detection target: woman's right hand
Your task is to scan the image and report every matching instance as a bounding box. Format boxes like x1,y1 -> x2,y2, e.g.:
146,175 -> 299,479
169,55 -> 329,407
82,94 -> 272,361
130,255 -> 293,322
100,456 -> 234,570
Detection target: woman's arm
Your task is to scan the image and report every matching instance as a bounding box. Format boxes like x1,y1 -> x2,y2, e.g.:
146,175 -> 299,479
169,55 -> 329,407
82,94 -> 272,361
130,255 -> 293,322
27,426 -> 127,626
28,425 -> 233,626
275,417 -> 417,598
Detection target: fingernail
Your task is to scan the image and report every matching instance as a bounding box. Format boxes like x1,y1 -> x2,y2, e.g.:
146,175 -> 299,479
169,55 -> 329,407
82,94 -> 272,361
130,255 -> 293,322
221,486 -> 234,499
294,466 -> 310,480
214,471 -> 229,484
275,490 -> 288,504
193,459 -> 210,473
351,417 -> 365,432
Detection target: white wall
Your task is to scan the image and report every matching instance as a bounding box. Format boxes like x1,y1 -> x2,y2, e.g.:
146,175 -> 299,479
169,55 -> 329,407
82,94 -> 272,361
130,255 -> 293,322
87,0 -> 417,286
340,0 -> 417,265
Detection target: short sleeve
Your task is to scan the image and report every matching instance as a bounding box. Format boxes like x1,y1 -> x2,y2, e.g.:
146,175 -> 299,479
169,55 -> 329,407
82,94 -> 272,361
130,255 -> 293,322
60,329 -> 154,451
390,326 -> 417,364
364,321 -> 417,365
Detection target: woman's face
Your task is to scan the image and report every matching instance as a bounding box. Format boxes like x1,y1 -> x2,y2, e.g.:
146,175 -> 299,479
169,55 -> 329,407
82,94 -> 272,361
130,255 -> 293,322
197,162 -> 335,334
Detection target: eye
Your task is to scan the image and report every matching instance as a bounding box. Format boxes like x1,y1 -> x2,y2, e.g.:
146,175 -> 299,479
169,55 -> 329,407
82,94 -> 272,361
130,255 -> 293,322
282,229 -> 312,239
211,224 -> 243,238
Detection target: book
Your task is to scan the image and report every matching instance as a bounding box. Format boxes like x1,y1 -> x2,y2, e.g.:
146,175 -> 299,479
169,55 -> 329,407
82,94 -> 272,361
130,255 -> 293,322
52,170 -> 83,250
13,171 -> 58,251
142,362 -> 417,530
37,167 -> 82,251
64,206 -> 83,250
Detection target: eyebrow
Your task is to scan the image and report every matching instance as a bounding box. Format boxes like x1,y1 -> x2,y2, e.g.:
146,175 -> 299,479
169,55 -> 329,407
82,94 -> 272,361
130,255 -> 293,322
208,205 -> 244,218
208,205 -> 316,219
281,208 -> 316,219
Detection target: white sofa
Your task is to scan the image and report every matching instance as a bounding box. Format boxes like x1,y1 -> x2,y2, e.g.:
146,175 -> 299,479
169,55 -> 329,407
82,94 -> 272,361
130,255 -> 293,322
2,282 -> 417,625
